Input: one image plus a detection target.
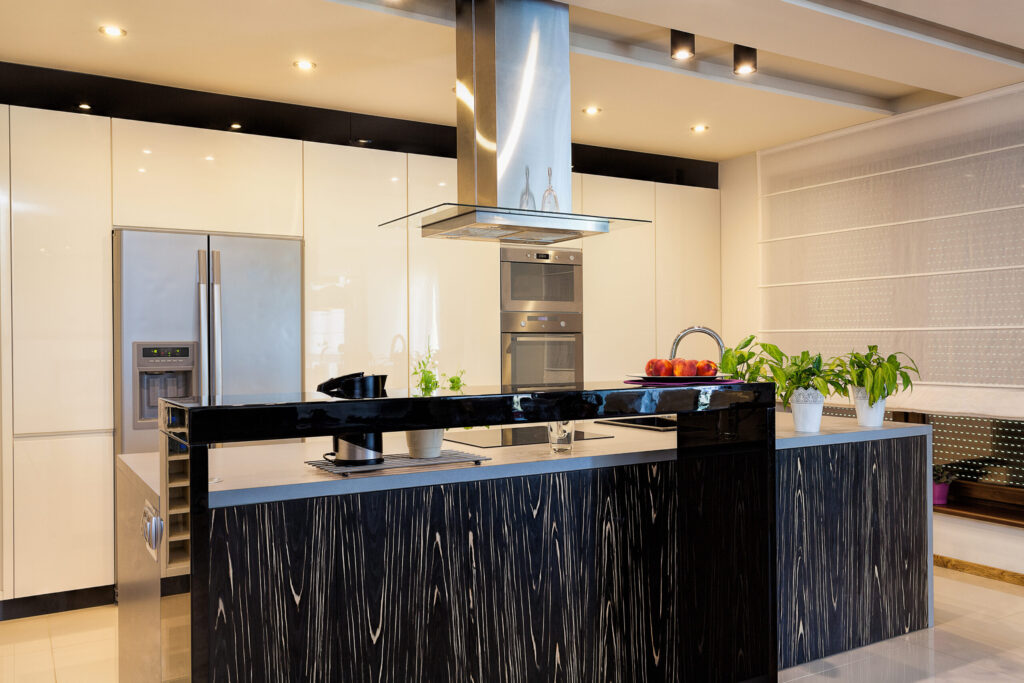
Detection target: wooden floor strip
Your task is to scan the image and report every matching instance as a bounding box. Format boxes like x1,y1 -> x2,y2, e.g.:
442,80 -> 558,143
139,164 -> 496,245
935,554 -> 1024,587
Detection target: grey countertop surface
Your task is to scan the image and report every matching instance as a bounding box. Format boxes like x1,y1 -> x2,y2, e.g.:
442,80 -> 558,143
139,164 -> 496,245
117,415 -> 931,508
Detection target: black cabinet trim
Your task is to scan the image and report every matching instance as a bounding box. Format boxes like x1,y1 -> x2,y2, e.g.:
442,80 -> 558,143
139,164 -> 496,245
0,61 -> 717,188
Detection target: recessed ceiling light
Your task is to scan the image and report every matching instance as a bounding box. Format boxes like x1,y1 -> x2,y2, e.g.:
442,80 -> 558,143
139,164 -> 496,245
230,123 -> 242,130
691,124 -> 709,133
293,60 -> 316,71
204,156 -> 215,161
142,149 -> 152,154
439,182 -> 447,187
138,168 -> 146,173
583,106 -> 601,116
78,103 -> 91,110
99,25 -> 126,37
390,177 -> 399,182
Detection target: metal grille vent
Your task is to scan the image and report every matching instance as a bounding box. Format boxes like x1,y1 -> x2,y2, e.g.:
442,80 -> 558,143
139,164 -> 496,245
931,415 -> 1024,488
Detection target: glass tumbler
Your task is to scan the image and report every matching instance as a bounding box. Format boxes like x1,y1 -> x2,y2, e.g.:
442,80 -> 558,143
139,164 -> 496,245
547,420 -> 575,453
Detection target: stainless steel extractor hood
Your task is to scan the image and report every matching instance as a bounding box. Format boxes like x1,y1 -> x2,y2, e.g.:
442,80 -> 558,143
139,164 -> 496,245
380,0 -> 648,245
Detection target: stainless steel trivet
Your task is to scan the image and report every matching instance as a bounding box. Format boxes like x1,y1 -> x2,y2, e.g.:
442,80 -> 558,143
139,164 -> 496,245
306,450 -> 490,477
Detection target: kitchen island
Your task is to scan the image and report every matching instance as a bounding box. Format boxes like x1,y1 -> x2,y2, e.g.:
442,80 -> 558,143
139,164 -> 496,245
116,384 -> 931,682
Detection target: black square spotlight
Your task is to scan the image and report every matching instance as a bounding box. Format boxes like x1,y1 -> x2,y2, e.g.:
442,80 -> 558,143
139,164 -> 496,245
671,29 -> 695,60
733,44 -> 757,75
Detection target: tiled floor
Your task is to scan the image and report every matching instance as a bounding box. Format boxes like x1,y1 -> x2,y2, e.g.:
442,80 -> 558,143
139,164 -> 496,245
0,566 -> 1022,681
781,566 -> 1024,682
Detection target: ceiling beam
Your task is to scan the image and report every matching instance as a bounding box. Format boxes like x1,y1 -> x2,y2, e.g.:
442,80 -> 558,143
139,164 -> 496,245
781,0 -> 1024,68
329,0 -> 896,114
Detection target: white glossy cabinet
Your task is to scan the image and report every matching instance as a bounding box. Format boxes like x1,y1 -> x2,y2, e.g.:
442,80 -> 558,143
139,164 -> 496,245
0,105 -> 12,597
112,119 -> 302,236
303,142 -> 408,389
10,107 -> 113,434
407,155 -> 500,386
579,174 -> 657,381
14,434 -> 114,597
654,184 -> 722,361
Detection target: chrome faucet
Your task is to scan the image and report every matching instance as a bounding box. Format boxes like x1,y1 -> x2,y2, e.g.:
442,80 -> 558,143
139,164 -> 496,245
669,325 -> 726,362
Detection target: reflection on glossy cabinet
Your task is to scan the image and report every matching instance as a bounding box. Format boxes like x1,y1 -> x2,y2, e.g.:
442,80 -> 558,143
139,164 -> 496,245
579,174 -> 657,381
112,119 -> 302,236
303,142 -> 408,389
655,184 -> 722,361
407,155 -> 500,387
14,433 -> 114,597
10,107 -> 113,434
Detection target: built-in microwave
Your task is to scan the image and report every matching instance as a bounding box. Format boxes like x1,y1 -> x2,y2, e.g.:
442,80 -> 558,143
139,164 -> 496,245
500,246 -> 582,314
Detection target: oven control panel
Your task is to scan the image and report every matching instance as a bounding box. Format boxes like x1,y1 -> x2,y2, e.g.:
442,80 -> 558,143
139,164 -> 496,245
500,246 -> 582,265
501,311 -> 582,333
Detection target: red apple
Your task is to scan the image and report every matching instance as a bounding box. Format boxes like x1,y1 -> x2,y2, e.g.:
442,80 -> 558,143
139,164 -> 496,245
644,358 -> 660,376
696,360 -> 718,377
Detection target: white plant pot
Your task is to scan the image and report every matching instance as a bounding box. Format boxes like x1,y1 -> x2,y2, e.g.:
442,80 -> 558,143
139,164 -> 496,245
852,387 -> 886,428
790,387 -> 825,433
406,428 -> 444,458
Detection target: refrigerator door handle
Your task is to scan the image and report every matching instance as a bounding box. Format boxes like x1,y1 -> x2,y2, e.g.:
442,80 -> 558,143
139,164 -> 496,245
198,250 -> 210,398
212,250 -> 223,398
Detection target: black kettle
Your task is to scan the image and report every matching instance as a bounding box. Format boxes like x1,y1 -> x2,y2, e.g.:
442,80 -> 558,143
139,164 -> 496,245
317,372 -> 388,466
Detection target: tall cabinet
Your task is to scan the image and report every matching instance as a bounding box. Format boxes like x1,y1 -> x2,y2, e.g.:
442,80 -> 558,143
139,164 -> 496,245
9,107 -> 114,597
0,105 -> 12,598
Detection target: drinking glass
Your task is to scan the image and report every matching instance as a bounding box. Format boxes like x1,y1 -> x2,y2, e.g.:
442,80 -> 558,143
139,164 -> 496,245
547,420 -> 575,453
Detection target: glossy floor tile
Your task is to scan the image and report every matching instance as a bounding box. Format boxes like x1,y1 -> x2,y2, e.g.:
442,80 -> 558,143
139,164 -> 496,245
781,566 -> 1024,682
0,567 -> 1021,681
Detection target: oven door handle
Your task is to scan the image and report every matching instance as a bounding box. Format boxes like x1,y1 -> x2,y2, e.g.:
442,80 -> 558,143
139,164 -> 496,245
508,335 -> 579,343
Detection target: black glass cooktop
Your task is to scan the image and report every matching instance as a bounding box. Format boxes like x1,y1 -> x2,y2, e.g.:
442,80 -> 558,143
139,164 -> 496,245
444,425 -> 612,448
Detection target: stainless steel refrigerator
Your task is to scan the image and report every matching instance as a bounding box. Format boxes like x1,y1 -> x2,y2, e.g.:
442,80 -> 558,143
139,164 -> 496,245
114,228 -> 302,455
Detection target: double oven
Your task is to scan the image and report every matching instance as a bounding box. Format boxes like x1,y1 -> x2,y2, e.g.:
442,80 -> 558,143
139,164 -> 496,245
500,246 -> 583,390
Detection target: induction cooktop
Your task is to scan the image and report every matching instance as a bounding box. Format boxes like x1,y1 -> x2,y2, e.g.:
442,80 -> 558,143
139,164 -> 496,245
443,425 -> 612,449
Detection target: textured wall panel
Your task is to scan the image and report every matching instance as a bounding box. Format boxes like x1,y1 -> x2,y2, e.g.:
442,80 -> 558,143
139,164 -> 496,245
776,436 -> 930,668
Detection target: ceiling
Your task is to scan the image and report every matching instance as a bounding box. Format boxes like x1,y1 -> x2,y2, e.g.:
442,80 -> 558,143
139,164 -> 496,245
0,0 -> 1020,161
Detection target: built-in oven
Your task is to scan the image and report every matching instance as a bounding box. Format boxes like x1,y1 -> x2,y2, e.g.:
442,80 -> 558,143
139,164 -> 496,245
501,312 -> 582,390
500,246 -> 582,313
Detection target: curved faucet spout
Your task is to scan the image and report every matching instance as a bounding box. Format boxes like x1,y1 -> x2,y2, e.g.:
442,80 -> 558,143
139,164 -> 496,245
669,325 -> 725,362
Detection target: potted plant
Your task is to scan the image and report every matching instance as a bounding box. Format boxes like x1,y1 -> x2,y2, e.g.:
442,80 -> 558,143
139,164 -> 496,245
836,346 -> 919,428
933,465 -> 956,505
761,343 -> 846,433
407,345 -> 465,458
719,334 -> 769,383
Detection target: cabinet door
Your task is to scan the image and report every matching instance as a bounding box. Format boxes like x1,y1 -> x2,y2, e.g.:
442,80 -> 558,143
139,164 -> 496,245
10,107 -> 113,434
303,143 -> 408,389
654,184 -> 722,360
0,105 -> 11,597
408,154 -> 500,387
112,119 -> 302,236
14,434 -> 114,597
580,174 -> 656,381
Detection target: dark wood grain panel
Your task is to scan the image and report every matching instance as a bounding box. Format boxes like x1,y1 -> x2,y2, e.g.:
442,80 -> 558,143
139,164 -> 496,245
776,436 -> 929,669
208,464 -> 686,682
206,453 -> 778,682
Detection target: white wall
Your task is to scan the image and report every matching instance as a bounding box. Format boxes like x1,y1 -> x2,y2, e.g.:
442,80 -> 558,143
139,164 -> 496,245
934,514 -> 1024,576
719,153 -> 760,348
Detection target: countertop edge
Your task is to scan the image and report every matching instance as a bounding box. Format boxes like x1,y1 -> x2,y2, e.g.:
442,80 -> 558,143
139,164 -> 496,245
208,448 -> 678,508
776,422 -> 931,450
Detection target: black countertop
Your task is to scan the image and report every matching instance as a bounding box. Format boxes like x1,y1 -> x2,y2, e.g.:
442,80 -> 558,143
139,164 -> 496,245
159,382 -> 775,445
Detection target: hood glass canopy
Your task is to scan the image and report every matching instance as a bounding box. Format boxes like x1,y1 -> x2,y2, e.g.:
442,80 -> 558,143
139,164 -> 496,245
380,203 -> 650,245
